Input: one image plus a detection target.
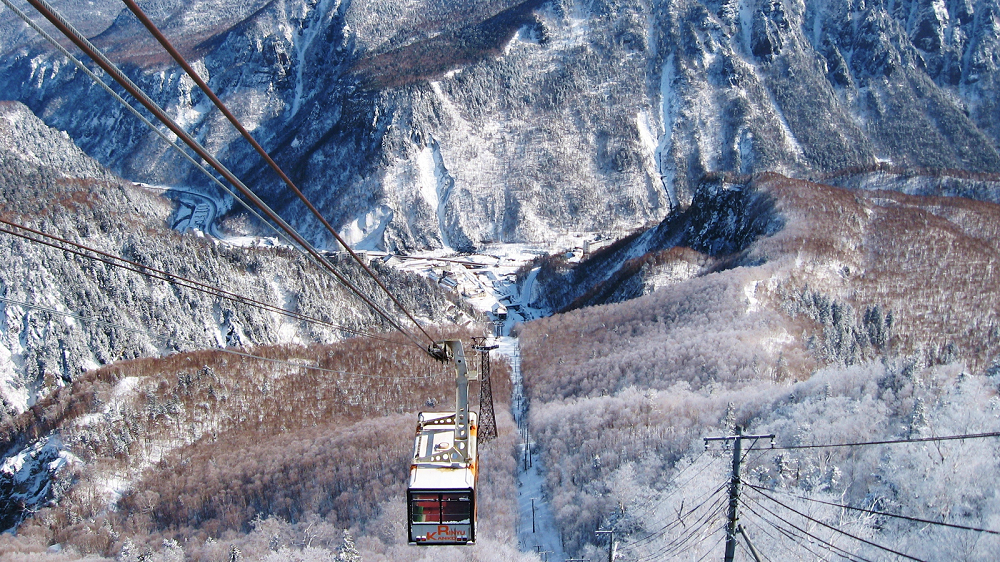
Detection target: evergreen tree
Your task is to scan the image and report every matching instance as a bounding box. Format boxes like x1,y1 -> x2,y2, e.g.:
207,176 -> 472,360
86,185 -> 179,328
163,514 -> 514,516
336,530 -> 361,562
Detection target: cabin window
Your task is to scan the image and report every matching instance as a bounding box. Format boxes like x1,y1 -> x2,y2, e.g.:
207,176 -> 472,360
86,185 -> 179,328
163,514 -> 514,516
441,493 -> 472,523
411,494 -> 441,523
410,492 -> 472,524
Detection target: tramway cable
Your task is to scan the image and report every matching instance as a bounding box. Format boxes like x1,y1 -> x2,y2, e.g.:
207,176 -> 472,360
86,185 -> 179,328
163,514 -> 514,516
0,219 -> 402,344
0,0 -> 302,252
19,0 -> 432,355
13,0 -> 490,546
119,0 -> 441,352
0,0 -> 415,349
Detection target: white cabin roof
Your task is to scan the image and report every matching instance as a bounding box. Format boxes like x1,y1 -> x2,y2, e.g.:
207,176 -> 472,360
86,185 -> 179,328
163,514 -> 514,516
409,411 -> 478,491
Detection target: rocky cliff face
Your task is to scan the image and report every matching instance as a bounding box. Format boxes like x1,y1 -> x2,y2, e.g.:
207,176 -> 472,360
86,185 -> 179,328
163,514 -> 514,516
1,0 -> 999,250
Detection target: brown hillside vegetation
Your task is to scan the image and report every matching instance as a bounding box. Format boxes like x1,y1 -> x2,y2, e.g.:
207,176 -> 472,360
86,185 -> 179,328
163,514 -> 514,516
519,172 -> 1000,559
1,328 -> 523,561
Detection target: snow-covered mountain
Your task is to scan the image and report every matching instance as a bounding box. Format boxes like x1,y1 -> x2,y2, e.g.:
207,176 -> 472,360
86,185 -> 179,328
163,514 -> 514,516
0,100 -> 473,420
2,0 -> 998,251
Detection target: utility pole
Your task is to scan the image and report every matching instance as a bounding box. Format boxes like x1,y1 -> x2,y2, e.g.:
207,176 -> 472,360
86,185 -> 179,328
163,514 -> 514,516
595,529 -> 615,562
704,428 -> 774,562
471,337 -> 498,442
531,498 -> 537,533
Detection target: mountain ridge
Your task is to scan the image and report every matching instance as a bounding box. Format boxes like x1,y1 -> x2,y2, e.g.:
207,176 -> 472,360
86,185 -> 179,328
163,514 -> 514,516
3,0 -> 998,250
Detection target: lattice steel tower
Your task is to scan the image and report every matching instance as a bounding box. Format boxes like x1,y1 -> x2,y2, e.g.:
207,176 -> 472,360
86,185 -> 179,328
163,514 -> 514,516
471,337 -> 499,442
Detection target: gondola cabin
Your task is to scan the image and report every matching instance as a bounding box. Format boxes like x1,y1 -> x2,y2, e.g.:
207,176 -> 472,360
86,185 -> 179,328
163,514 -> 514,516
407,411 -> 479,545
408,340 -> 479,545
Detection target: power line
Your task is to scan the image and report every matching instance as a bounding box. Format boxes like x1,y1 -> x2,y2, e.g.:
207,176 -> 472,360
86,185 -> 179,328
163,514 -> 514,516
769,431 -> 1000,450
0,218 -> 399,343
740,497 -> 849,562
651,513 -> 723,561
631,494 -> 727,561
746,483 -> 1000,536
746,486 -> 925,561
119,0 -> 441,351
742,493 -> 871,562
667,518 -> 724,561
623,479 -> 729,548
734,521 -> 777,562
624,449 -> 713,522
624,476 -> 726,546
19,0 -> 431,354
0,295 -> 433,381
694,532 -> 726,562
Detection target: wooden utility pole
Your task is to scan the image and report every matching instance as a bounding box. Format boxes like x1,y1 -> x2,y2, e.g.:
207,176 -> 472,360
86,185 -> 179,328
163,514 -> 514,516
595,529 -> 615,562
704,428 -> 774,562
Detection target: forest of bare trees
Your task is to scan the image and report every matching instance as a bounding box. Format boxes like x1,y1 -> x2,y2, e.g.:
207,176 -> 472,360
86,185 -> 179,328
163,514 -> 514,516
518,173 -> 1000,560
0,326 -> 530,561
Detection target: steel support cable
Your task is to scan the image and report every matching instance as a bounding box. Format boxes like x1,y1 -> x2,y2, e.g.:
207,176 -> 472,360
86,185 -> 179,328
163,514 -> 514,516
734,522 -> 775,562
0,295 -> 432,380
119,0 -> 441,351
631,495 -> 728,561
769,431 -> 1000,450
0,220 -> 401,344
745,486 -> 925,561
623,479 -> 730,548
745,483 -> 1000,537
0,0 -> 303,251
19,0 -> 430,355
740,499 -> 841,562
0,0 -> 413,352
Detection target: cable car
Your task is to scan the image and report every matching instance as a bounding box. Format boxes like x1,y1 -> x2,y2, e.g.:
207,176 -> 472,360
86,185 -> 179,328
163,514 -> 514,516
408,340 -> 479,545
